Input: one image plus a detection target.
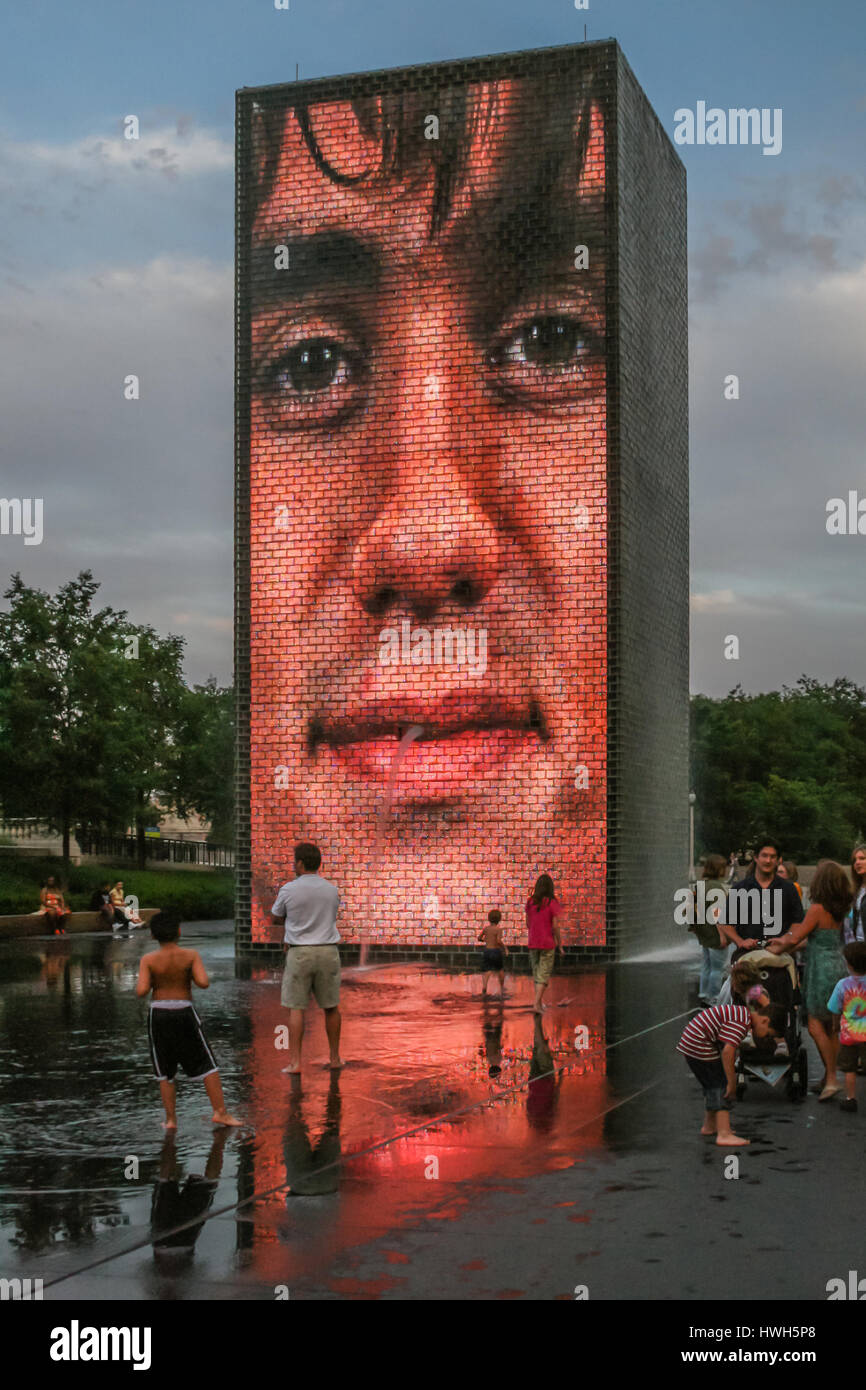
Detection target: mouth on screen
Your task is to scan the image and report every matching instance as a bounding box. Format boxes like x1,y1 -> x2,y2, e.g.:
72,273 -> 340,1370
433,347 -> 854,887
309,694 -> 548,798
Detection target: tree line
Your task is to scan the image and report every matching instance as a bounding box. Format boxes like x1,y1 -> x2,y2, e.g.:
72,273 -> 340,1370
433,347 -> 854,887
691,676 -> 866,862
0,572 -> 233,865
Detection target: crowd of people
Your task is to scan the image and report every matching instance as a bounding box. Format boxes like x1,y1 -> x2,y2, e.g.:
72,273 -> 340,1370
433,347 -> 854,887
682,837 -> 866,1143
125,831 -> 866,1142
133,844 -> 570,1129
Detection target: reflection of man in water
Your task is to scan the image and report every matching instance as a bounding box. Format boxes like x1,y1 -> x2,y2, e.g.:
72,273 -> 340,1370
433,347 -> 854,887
247,56 -> 608,948
283,1074 -> 342,1196
150,1128 -> 228,1267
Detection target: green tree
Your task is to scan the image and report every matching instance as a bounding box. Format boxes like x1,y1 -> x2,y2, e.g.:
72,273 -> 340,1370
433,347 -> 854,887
691,678 -> 866,862
104,622 -> 189,868
166,678 -> 234,844
0,572 -> 129,862
0,572 -> 196,870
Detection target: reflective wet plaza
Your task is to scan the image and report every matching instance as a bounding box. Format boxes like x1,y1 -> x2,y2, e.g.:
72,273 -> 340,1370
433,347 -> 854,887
0,924 -> 861,1300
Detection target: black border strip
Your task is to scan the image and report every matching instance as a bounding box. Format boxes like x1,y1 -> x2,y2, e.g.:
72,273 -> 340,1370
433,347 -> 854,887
604,48 -> 621,954
234,87 -> 253,946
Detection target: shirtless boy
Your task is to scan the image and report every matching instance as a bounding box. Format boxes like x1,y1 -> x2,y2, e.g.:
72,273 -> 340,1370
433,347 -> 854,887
477,909 -> 508,996
136,912 -> 241,1129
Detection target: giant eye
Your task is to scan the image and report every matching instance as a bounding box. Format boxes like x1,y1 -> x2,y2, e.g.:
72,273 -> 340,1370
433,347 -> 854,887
487,314 -> 603,406
277,338 -> 349,394
254,322 -> 366,429
501,318 -> 586,367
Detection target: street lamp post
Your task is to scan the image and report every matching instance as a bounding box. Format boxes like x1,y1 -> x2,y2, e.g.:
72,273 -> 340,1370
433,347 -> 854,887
688,791 -> 696,883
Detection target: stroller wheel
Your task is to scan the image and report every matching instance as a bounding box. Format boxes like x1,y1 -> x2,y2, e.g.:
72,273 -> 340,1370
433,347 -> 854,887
797,1046 -> 808,1098
789,1046 -> 808,1101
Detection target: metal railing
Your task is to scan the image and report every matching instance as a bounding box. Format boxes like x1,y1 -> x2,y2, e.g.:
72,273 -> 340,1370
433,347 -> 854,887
75,832 -> 234,867
0,820 -> 234,867
0,818 -> 55,840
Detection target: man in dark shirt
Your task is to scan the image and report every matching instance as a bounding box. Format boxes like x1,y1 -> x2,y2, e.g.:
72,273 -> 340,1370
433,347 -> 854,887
721,838 -> 803,956
89,881 -> 114,931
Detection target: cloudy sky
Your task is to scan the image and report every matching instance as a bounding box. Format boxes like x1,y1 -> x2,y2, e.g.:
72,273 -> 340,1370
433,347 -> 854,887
0,0 -> 863,697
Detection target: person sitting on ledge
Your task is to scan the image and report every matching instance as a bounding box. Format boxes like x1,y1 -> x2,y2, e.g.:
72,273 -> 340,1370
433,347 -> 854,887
40,876 -> 71,935
89,881 -> 114,931
110,880 -> 144,929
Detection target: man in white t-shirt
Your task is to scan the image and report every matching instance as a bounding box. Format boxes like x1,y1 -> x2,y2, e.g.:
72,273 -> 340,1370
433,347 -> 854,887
270,842 -> 342,1074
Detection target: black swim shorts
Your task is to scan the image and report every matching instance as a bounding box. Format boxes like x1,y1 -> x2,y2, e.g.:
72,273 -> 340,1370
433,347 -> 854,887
147,1003 -> 218,1082
481,948 -> 504,970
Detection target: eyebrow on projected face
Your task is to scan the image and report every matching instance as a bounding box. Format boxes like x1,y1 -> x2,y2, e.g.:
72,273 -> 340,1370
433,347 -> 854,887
250,188 -> 605,303
250,231 -> 383,306
251,234 -> 605,350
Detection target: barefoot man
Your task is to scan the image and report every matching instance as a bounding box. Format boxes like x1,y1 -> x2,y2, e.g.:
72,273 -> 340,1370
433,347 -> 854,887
271,842 -> 342,1074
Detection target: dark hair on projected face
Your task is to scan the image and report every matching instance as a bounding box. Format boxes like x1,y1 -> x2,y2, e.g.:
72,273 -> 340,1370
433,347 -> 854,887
250,63 -> 604,239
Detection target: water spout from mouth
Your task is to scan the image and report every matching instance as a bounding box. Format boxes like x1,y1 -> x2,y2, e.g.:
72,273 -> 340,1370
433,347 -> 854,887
359,724 -> 425,968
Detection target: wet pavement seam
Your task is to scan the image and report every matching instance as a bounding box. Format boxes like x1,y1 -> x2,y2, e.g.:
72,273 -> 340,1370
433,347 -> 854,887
605,1008 -> 697,1049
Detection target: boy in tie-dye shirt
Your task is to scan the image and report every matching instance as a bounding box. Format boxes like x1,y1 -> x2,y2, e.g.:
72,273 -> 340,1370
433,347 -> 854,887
827,941 -> 866,1113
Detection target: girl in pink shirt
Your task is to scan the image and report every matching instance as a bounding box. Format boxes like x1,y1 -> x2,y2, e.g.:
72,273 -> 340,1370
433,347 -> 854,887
526,874 -> 562,1013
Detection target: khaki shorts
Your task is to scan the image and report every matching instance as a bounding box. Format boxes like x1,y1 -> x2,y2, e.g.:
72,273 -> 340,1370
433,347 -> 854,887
529,948 -> 555,986
281,944 -> 341,1010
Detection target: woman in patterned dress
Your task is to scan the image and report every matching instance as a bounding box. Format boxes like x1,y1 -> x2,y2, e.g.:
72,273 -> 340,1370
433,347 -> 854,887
768,860 -> 852,1101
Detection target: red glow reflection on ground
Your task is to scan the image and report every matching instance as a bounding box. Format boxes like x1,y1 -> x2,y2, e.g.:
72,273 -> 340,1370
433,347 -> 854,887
241,965 -> 608,1286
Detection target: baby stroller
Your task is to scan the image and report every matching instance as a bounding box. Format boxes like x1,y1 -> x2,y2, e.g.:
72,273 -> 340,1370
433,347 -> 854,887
731,951 -> 808,1101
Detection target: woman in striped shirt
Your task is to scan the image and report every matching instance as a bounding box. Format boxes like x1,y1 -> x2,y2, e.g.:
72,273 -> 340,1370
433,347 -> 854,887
677,1001 -> 786,1146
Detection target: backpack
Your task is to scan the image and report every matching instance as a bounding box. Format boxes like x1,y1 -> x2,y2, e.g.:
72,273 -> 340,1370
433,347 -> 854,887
689,881 -> 727,948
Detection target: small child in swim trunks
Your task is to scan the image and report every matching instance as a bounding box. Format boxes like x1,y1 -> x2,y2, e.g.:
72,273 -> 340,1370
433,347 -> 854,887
478,909 -> 507,996
136,911 -> 241,1130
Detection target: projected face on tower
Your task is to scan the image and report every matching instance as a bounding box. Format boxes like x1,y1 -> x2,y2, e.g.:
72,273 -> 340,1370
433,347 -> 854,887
246,67 -> 608,945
